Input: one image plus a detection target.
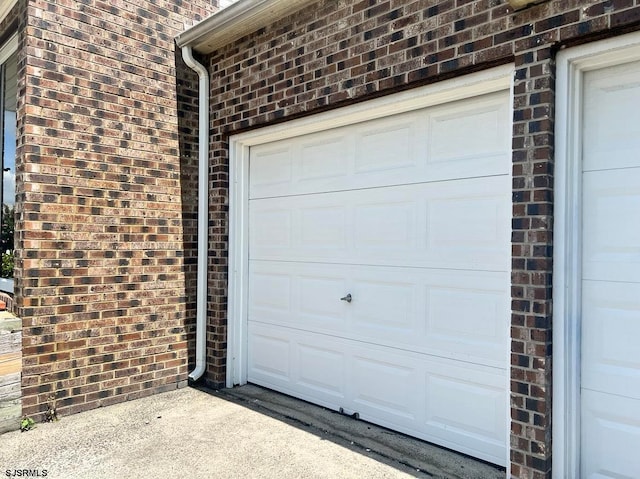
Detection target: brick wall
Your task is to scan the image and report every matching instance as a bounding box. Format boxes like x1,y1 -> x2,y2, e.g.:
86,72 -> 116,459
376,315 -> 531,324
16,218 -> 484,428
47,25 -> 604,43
12,0 -> 219,421
201,1 -> 640,477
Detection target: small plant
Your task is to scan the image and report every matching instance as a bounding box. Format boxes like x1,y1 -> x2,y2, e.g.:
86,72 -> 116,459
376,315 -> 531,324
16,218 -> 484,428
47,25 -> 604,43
0,250 -> 13,278
0,204 -> 13,252
20,416 -> 35,432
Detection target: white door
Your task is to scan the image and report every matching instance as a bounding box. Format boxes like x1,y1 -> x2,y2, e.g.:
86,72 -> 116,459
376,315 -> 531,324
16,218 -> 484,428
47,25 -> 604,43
580,59 -> 640,478
246,91 -> 510,466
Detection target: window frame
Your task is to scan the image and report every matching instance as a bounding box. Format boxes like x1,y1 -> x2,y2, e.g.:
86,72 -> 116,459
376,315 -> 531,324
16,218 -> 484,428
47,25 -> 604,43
0,33 -> 18,293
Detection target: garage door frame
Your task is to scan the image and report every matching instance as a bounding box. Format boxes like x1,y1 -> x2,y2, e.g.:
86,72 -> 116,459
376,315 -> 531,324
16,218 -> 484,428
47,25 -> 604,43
553,31 -> 640,479
226,64 -> 513,464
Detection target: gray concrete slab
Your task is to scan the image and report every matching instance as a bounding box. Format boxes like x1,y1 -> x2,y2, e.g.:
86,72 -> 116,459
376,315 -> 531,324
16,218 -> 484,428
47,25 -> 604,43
0,385 -> 505,479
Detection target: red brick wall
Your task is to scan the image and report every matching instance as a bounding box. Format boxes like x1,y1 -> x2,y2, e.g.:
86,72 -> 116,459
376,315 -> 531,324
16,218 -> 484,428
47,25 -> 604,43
14,0 -> 218,420
201,1 -> 640,477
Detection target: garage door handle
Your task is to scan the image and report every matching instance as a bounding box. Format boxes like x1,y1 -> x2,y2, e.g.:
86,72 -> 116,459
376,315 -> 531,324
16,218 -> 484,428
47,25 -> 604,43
340,293 -> 352,303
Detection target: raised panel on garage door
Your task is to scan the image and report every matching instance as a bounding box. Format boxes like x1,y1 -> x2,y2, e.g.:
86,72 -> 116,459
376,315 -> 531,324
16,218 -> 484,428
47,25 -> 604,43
249,260 -> 508,368
250,176 -> 510,272
248,322 -> 507,463
247,89 -> 510,467
580,59 -> 640,478
249,91 -> 510,199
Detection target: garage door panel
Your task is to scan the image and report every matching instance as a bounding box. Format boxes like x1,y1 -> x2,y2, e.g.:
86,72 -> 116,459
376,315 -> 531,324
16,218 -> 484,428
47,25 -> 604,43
299,205 -> 347,248
250,271 -> 291,313
296,343 -> 346,397
250,264 -> 343,329
246,88 -> 509,467
250,208 -> 292,249
249,332 -> 291,382
427,193 -> 507,269
249,92 -> 509,200
582,281 -> 640,400
428,95 -> 509,166
424,363 -> 506,453
582,168 -> 640,283
581,390 -> 640,479
250,145 -> 293,191
427,286 -> 506,344
351,354 -> 419,421
249,261 -> 508,367
250,111 -> 424,199
249,323 -> 348,406
579,56 -> 640,476
248,322 -> 506,466
351,341 -> 506,465
299,136 -> 350,182
583,60 -> 640,172
351,278 -> 416,333
354,116 -> 422,175
353,201 -> 415,248
299,275 -> 346,318
250,176 -> 510,272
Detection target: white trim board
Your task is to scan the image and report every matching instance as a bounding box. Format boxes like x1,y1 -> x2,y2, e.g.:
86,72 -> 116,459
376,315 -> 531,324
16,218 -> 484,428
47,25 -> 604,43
0,0 -> 17,27
0,33 -> 18,296
0,32 -> 17,65
176,0 -> 315,53
553,31 -> 640,479
227,63 -> 514,470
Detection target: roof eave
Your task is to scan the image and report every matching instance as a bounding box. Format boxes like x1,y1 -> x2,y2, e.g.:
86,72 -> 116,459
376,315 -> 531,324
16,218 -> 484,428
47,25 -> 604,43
176,0 -> 316,54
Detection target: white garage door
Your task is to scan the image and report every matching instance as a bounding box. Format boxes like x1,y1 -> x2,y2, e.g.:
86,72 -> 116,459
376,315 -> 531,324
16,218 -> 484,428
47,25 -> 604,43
580,59 -> 640,477
246,91 -> 510,465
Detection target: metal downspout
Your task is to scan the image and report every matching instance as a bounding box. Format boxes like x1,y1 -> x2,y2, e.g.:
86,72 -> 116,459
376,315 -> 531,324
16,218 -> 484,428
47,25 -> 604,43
181,46 -> 209,383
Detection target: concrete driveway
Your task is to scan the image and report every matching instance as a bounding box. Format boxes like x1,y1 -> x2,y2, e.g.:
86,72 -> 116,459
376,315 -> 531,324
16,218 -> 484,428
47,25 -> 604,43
0,385 -> 505,479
